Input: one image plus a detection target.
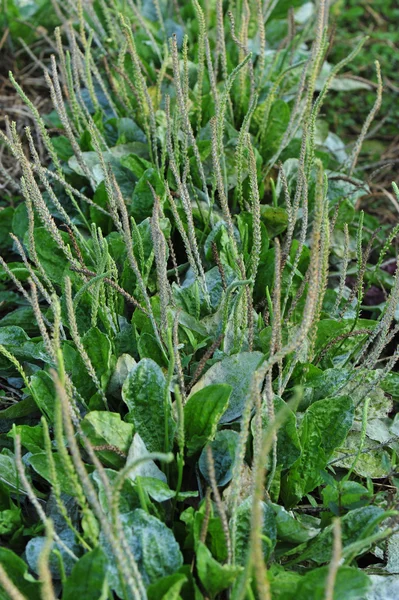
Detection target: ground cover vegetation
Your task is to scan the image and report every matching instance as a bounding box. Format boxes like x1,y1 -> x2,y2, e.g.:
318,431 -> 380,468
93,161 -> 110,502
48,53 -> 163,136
0,0 -> 399,599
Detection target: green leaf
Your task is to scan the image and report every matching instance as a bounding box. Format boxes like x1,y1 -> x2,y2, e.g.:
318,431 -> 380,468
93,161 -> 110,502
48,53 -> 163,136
331,431 -> 391,478
121,153 -> 152,178
0,326 -> 51,365
147,573 -> 188,600
0,507 -> 22,536
28,227 -> 69,282
30,370 -> 56,421
82,327 -> 112,389
190,352 -> 264,423
8,424 -> 44,453
0,396 -> 38,419
0,548 -> 41,600
62,342 -> 96,399
252,396 -> 301,470
117,118 -> 147,144
0,449 -> 29,495
282,396 -> 354,506
62,547 -> 107,600
29,452 -> 80,497
184,384 -> 232,455
131,168 -> 165,222
101,509 -> 183,591
52,135 -> 74,161
272,504 -> 320,544
299,506 -> 385,564
322,481 -> 371,514
122,358 -> 174,453
26,529 -> 80,579
0,306 -> 37,334
260,99 -> 290,160
199,430 -> 238,485
136,477 -> 197,503
125,433 -> 167,483
12,203 -> 29,241
80,411 -> 134,468
196,542 -> 242,598
296,566 -> 370,600
381,371 -> 399,399
260,205 -> 289,237
269,563 -> 370,600
108,353 -> 136,398
0,207 -> 15,250
92,469 -> 140,515
269,564 -> 303,600
137,332 -> 168,367
231,496 -> 277,565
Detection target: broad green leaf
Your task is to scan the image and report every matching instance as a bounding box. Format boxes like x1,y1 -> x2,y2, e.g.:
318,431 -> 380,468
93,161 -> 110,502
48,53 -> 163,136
108,353 -> 136,398
8,424 -> 44,453
125,433 -> 167,483
196,542 -> 243,598
0,206 -> 14,250
0,548 -> 41,600
29,452 -> 81,497
62,547 -> 107,600
120,153 -> 152,178
30,370 -> 56,421
136,477 -> 197,502
80,411 -> 134,468
231,496 -> 277,565
147,573 -> 188,600
190,352 -> 264,423
12,203 -> 28,241
52,135 -> 74,160
199,430 -> 238,485
28,227 -> 69,282
282,396 -> 354,506
0,262 -> 30,284
92,469 -> 140,515
184,384 -> 232,455
305,368 -> 352,402
131,168 -> 164,222
62,342 -> 96,399
298,506 -> 386,564
0,306 -> 37,333
252,396 -> 301,470
0,449 -> 29,495
381,371 -> 399,399
260,205 -> 289,237
137,332 -> 168,367
0,326 -> 51,365
272,504 -> 320,544
0,396 -> 38,419
117,118 -> 147,144
332,431 -> 391,478
101,509 -> 183,592
295,566 -> 370,600
259,99 -> 290,161
122,358 -> 174,452
322,481 -> 371,514
82,327 -> 112,390
269,564 -> 303,600
26,529 -> 80,579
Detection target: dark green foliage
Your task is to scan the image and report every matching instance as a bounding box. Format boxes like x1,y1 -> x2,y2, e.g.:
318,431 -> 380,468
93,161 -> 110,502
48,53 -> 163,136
0,0 -> 398,599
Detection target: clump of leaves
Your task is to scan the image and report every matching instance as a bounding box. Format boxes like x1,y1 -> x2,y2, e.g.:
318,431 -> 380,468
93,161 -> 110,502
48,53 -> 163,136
0,1 -> 398,600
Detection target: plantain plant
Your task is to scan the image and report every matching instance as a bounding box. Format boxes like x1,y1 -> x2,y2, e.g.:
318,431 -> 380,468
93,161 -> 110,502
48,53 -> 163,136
0,1 -> 398,599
